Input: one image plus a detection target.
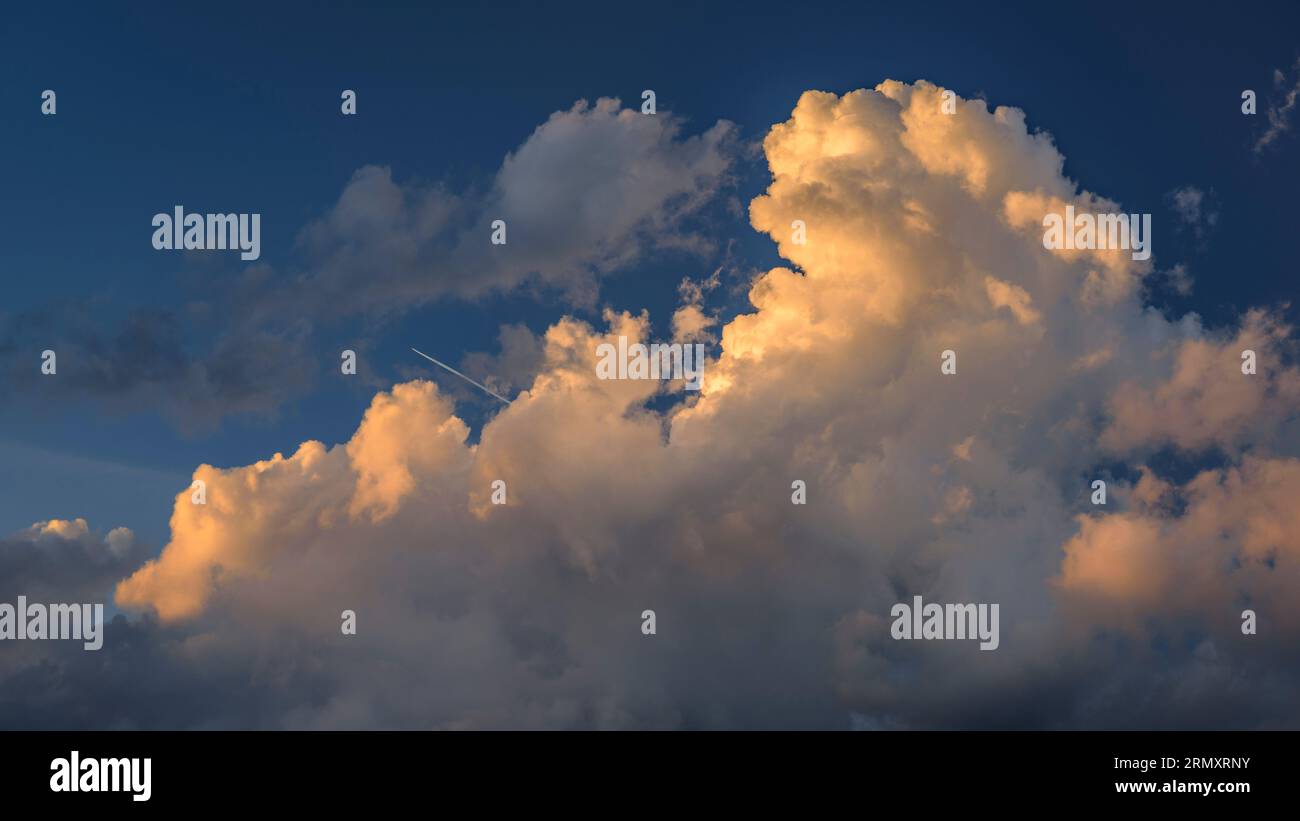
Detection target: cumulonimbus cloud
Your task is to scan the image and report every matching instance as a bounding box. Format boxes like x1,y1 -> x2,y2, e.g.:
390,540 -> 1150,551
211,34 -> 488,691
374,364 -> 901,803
11,80 -> 1300,729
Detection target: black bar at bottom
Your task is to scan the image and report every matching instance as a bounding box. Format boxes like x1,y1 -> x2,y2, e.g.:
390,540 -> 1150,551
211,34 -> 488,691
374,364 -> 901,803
2,730 -> 1286,809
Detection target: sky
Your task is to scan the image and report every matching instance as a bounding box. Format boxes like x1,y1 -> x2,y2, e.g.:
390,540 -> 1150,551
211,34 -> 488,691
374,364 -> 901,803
1,0 -> 1299,728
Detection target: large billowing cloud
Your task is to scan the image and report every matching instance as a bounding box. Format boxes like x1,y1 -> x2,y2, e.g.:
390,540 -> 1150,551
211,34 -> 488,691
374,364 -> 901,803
8,81 -> 1300,729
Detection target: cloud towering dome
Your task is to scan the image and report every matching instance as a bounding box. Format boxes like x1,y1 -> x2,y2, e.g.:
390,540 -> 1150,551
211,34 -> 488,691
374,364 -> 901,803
89,83 -> 1300,728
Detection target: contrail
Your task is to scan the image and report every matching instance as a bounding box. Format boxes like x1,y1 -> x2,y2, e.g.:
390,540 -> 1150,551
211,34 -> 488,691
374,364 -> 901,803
410,348 -> 513,405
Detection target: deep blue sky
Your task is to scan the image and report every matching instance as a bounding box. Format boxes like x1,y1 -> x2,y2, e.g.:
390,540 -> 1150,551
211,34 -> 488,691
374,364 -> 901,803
1,0 -> 1296,545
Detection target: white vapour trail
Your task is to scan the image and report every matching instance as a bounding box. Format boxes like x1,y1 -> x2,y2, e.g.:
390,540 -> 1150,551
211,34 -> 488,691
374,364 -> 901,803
410,347 -> 513,405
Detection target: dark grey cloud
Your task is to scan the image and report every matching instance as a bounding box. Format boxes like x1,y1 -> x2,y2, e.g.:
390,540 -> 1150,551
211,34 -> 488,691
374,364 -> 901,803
0,302 -> 316,433
0,519 -> 146,603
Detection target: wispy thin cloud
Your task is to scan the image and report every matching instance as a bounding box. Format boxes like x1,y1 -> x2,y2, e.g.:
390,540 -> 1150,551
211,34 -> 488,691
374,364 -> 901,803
1254,57 -> 1300,153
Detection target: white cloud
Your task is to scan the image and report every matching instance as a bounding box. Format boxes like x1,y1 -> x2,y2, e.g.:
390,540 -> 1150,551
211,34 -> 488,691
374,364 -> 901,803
287,99 -> 738,317
1255,58 -> 1300,153
1167,185 -> 1219,236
